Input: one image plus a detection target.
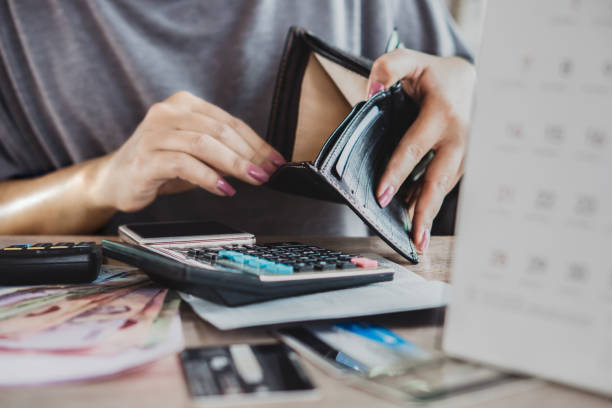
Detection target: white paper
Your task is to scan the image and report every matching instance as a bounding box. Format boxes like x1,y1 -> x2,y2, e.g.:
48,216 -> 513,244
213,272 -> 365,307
181,257 -> 449,330
0,315 -> 183,386
444,0 -> 612,397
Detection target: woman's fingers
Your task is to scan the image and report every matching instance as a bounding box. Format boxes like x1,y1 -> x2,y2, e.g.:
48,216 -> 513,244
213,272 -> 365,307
367,49 -> 433,99
411,143 -> 463,252
365,49 -> 475,254
165,91 -> 286,167
151,151 -> 236,197
376,98 -> 444,207
157,130 -> 270,186
162,110 -> 266,165
103,91 -> 284,213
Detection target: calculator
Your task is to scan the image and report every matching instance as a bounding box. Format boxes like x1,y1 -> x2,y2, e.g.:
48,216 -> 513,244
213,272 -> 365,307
0,242 -> 101,285
101,222 -> 395,306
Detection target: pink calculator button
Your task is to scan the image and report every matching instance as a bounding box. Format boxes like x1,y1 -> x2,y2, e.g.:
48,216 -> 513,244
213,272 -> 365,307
350,257 -> 378,268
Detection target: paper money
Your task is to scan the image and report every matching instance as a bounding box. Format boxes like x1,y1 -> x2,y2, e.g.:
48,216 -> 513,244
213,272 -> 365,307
142,290 -> 181,347
0,285 -> 162,350
0,265 -> 183,385
0,282 -> 151,339
92,289 -> 169,354
0,272 -> 148,321
0,316 -> 184,386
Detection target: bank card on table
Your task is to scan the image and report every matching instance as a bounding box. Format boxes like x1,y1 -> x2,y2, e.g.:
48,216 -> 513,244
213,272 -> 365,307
180,343 -> 318,405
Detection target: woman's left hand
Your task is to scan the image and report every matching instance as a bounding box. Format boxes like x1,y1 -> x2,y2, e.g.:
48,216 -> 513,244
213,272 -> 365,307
367,49 -> 476,253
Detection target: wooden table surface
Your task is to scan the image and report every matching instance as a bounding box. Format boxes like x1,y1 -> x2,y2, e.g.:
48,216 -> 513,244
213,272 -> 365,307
0,235 -> 610,408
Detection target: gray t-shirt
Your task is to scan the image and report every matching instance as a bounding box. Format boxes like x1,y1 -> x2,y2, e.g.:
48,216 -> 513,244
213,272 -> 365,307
0,0 -> 470,235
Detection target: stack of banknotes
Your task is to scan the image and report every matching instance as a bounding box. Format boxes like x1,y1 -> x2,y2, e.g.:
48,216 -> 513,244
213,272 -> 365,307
0,265 -> 183,386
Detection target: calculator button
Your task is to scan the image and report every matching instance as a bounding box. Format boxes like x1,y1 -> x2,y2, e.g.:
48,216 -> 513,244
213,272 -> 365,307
198,253 -> 218,262
74,241 -> 95,247
274,264 -> 293,274
293,263 -> 314,272
7,244 -> 30,249
321,256 -> 339,262
337,261 -> 357,269
30,243 -> 52,249
218,250 -> 244,263
350,257 -> 378,268
50,242 -> 74,249
218,251 -> 294,274
314,262 -> 336,271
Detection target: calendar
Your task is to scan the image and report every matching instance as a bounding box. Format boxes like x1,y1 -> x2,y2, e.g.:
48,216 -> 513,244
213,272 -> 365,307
443,0 -> 612,396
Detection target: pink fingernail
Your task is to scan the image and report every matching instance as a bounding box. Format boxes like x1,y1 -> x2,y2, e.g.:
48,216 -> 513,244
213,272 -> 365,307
262,161 -> 277,176
216,178 -> 236,196
378,185 -> 395,208
269,152 -> 287,166
247,165 -> 270,183
368,80 -> 385,98
420,228 -> 431,252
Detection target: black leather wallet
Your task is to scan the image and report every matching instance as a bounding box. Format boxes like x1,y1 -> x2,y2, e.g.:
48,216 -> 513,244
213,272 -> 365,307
266,28 -> 432,263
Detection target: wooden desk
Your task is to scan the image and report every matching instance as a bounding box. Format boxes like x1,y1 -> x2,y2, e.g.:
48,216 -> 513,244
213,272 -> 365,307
0,236 -> 609,408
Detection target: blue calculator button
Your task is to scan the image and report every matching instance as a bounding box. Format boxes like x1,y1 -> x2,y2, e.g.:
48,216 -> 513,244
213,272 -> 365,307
259,260 -> 275,272
8,244 -> 30,248
243,255 -> 258,266
275,264 -> 294,274
219,250 -> 244,263
246,258 -> 261,268
216,250 -> 294,275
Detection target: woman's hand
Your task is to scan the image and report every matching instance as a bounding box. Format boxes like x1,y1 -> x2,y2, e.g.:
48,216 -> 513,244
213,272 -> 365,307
91,91 -> 286,212
367,49 -> 476,253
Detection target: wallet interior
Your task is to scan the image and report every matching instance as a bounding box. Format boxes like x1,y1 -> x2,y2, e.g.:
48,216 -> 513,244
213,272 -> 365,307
291,52 -> 369,162
266,28 -> 422,262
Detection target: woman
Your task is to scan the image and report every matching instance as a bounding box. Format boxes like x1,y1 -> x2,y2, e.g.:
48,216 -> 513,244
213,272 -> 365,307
0,0 -> 475,253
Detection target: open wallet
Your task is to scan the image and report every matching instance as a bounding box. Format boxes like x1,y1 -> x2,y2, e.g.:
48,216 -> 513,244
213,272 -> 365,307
266,27 -> 433,263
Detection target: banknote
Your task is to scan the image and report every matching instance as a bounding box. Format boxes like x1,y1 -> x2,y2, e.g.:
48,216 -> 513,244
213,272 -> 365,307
92,289 -> 169,354
0,272 -> 148,321
0,282 -> 151,339
0,264 -> 183,386
0,284 -> 162,350
0,265 -> 180,356
142,290 -> 181,347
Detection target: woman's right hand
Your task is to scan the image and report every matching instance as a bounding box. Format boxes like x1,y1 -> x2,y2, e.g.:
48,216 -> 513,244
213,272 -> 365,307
89,91 -> 286,212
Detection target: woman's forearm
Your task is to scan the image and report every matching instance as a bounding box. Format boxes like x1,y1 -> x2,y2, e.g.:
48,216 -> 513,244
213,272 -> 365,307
0,90 -> 286,235
0,156 -> 116,234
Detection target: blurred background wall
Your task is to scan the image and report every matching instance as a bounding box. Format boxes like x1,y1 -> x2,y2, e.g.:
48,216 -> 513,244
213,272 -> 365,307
444,0 -> 486,57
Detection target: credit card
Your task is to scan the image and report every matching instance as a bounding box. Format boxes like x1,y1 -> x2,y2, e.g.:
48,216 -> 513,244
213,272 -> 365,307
306,322 -> 437,377
279,326 -> 521,402
180,344 -> 317,404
